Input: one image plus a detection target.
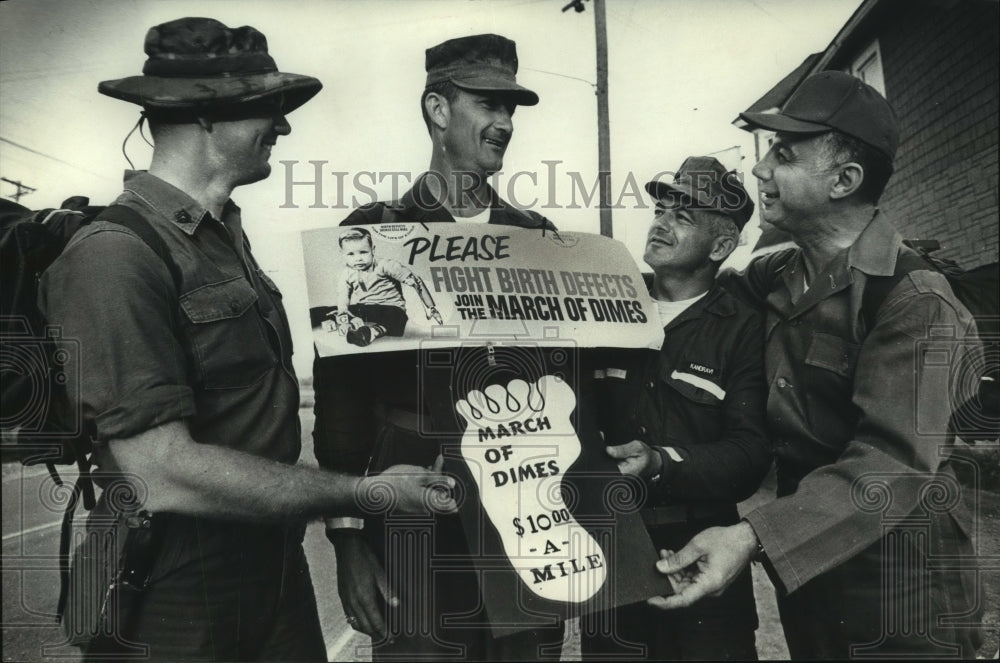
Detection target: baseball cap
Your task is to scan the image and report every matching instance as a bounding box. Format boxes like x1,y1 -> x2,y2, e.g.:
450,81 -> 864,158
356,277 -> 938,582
645,156 -> 754,230
739,70 -> 899,159
425,34 -> 538,106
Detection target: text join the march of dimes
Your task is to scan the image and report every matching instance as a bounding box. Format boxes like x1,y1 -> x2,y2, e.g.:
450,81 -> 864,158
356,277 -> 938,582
407,232 -> 649,324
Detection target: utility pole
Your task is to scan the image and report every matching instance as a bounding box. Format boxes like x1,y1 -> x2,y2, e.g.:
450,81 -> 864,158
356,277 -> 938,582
562,0 -> 613,237
594,0 -> 612,238
0,177 -> 36,203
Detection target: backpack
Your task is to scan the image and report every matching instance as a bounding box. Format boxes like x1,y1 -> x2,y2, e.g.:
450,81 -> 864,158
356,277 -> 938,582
1,197 -> 181,619
862,244 -> 999,440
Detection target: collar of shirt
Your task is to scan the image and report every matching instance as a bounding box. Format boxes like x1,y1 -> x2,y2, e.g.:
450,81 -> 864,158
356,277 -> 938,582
780,209 -> 904,307
643,275 -> 738,329
121,170 -> 242,239
391,173 -> 546,230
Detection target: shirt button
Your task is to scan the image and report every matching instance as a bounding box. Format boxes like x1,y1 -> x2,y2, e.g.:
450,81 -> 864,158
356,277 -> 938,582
637,425 -> 647,435
646,380 -> 656,389
777,378 -> 788,388
174,210 -> 192,224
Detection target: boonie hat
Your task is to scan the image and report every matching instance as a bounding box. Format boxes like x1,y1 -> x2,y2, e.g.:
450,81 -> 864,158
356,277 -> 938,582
739,71 -> 898,160
645,156 -> 755,230
98,17 -> 322,114
425,34 -> 538,106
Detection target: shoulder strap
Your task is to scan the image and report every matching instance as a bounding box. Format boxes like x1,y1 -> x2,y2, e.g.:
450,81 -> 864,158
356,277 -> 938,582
860,252 -> 934,332
93,204 -> 182,289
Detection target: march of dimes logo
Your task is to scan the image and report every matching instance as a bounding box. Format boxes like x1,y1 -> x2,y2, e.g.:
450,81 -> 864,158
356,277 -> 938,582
371,223 -> 416,242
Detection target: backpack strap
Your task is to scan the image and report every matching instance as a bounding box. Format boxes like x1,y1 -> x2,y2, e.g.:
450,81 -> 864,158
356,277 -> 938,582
55,205 -> 181,626
860,252 -> 934,333
94,204 -> 182,288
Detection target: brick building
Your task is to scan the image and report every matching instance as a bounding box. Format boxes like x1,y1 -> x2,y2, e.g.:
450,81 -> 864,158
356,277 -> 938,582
736,0 -> 999,269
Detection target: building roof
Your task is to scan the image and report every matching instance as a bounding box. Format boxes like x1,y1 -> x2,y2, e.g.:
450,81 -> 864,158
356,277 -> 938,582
739,53 -> 822,117
732,0 -> 883,130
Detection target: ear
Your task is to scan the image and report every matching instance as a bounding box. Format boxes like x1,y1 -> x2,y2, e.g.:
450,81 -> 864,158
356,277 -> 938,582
709,234 -> 737,264
424,92 -> 450,131
829,162 -> 864,200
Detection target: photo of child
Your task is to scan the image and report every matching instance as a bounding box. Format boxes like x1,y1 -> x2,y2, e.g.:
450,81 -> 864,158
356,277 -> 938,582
323,227 -> 444,347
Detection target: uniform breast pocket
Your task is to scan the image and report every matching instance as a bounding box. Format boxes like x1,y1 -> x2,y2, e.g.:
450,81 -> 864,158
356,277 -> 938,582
180,276 -> 276,389
804,332 -> 859,378
658,365 -> 727,442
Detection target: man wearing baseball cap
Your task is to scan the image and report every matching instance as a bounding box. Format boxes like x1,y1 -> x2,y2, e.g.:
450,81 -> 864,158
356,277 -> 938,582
581,156 -> 769,660
42,17 -> 456,660
651,71 -> 983,658
312,33 -> 562,660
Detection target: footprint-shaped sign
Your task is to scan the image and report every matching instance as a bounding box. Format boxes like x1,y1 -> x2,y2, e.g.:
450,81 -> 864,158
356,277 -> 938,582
456,376 -> 608,603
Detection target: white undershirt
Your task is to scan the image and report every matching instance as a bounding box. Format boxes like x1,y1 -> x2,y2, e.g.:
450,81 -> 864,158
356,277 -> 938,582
654,291 -> 708,326
453,206 -> 491,223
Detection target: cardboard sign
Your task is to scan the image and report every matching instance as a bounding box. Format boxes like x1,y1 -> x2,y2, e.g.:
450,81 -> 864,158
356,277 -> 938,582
301,223 -> 664,355
304,223 -> 672,635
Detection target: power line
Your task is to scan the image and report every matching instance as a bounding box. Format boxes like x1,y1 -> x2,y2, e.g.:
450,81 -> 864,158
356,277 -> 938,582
0,136 -> 112,180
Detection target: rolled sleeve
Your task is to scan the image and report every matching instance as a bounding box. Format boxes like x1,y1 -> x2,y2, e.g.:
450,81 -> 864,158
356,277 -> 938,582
38,226 -> 195,440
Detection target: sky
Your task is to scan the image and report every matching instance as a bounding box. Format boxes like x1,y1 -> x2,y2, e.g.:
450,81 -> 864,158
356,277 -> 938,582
0,0 -> 863,376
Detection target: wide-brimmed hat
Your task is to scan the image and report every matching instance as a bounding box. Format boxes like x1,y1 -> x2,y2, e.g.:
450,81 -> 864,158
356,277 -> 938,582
739,71 -> 898,160
98,17 -> 322,114
425,34 -> 538,106
645,156 -> 754,230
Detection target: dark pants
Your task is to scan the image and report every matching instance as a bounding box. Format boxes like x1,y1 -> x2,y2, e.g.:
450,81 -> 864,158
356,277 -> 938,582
775,512 -> 983,660
349,303 -> 408,336
580,519 -> 758,661
79,517 -> 326,661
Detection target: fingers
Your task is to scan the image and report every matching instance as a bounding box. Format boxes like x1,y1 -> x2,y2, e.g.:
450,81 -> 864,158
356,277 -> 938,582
432,454 -> 445,474
647,582 -> 710,610
656,543 -> 702,574
348,586 -> 385,637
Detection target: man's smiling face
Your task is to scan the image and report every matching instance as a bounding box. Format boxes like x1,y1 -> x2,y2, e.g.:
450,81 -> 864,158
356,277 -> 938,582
440,88 -> 516,176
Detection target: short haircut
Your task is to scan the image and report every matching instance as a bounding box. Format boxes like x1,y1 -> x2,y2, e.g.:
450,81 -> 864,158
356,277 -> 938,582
338,227 -> 373,248
421,81 -> 461,135
693,209 -> 740,265
820,131 -> 895,204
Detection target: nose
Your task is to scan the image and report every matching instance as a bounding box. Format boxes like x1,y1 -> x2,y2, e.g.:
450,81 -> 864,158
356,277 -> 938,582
651,212 -> 676,236
273,115 -> 291,136
752,153 -> 771,181
494,106 -> 513,134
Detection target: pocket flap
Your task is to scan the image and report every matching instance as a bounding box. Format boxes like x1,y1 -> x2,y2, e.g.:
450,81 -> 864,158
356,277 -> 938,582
180,277 -> 258,323
805,332 -> 859,377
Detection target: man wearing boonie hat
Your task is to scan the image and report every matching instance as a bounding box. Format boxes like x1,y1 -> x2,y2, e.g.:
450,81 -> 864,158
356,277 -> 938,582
580,156 -> 768,660
41,17 -> 456,660
650,71 -> 984,658
312,33 -> 564,660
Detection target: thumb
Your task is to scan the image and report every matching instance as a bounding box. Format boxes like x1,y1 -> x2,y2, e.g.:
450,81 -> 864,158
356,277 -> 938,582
605,444 -> 630,459
431,454 -> 455,490
656,543 -> 702,574
375,563 -> 399,608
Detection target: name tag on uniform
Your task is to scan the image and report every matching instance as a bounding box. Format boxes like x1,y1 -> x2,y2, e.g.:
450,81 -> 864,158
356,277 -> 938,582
670,370 -> 726,400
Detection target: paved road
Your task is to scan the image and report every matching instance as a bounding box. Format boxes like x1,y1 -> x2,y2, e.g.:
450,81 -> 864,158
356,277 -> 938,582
1,409 -> 372,663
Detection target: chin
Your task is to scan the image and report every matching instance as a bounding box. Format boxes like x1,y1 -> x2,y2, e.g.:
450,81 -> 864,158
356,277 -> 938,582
238,165 -> 271,186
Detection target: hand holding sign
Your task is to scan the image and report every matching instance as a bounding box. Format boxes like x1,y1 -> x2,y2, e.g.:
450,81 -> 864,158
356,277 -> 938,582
456,376 -> 607,604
